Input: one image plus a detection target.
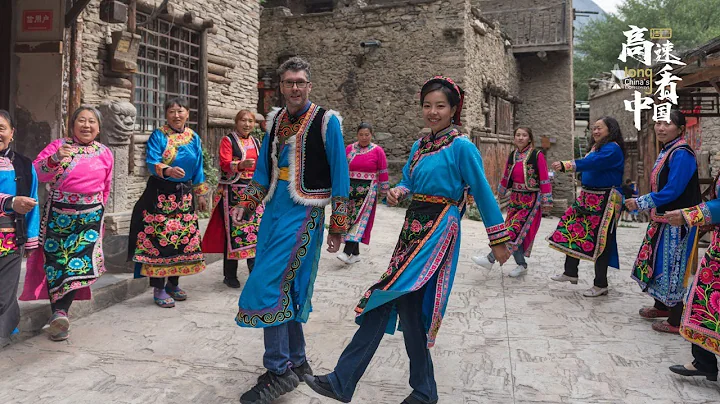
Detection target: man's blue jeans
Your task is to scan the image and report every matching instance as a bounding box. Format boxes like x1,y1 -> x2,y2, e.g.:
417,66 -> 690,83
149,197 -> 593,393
263,320 -> 307,375
327,285 -> 438,403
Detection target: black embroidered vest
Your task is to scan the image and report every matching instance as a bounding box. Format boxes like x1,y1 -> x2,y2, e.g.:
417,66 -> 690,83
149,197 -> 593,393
266,105 -> 333,203
656,144 -> 701,214
505,148 -> 541,191
9,150 -> 33,246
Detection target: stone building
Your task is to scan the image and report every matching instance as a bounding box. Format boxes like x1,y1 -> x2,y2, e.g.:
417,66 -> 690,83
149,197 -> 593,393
1,0 -> 260,243
258,0 -> 575,204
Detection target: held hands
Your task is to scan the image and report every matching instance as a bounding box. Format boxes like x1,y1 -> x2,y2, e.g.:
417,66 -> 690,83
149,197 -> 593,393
197,196 -> 208,212
490,243 -> 511,265
326,233 -> 342,253
386,188 -> 402,206
231,207 -> 246,225
239,159 -> 255,169
541,205 -> 552,215
664,209 -> 687,226
551,161 -> 563,171
167,167 -> 186,179
624,198 -> 639,212
12,196 -> 37,214
52,144 -> 73,161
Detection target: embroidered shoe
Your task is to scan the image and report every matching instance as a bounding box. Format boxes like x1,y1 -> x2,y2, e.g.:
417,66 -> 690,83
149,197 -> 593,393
550,274 -> 579,284
639,306 -> 670,318
337,252 -> 351,264
165,285 -> 187,301
240,369 -> 300,404
304,374 -> 349,403
347,255 -> 361,264
291,361 -> 313,381
583,286 -> 609,297
652,320 -> 680,334
43,311 -> 70,341
508,265 -> 528,278
471,255 -> 495,270
153,288 -> 176,308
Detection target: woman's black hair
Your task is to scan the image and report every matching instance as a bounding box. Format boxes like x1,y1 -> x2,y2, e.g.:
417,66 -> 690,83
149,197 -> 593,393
357,122 -> 373,134
420,82 -> 460,108
589,116 -> 626,155
668,109 -> 687,132
164,97 -> 190,113
0,109 -> 14,129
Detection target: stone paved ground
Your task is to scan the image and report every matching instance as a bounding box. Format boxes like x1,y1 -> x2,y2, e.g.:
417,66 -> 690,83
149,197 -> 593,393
1,205 -> 719,404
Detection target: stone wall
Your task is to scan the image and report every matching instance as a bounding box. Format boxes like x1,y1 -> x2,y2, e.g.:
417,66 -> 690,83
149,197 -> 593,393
76,0 -> 260,232
259,0 -> 524,188
260,0 -> 468,174
700,117 -> 720,177
515,51 -> 574,202
464,2 -> 521,192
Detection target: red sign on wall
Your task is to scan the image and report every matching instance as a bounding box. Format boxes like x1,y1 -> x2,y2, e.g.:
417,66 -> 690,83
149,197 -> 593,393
22,10 -> 53,32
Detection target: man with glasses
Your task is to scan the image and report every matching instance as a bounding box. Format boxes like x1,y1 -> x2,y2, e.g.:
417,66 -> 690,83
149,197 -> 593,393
232,56 -> 350,404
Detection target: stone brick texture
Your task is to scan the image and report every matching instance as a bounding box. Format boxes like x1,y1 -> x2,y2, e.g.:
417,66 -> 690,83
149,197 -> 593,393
259,0 -> 574,202
77,0 -> 260,221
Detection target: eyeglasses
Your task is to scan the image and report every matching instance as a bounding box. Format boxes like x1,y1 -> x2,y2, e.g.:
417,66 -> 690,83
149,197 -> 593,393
281,80 -> 310,89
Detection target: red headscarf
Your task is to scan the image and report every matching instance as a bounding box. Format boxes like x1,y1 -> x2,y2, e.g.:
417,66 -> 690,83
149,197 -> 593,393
421,76 -> 465,126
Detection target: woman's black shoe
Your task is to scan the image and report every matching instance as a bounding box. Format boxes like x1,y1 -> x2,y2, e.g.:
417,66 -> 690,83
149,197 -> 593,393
669,364 -> 718,381
223,277 -> 241,288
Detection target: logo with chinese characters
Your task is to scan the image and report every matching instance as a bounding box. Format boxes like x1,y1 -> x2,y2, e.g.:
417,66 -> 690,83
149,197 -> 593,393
618,25 -> 684,130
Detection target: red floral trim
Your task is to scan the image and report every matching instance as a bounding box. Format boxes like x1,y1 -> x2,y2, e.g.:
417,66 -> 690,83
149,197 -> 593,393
540,193 -> 553,206
561,160 -> 576,172
329,196 -> 349,234
194,182 -> 210,196
140,261 -> 206,277
682,204 -> 711,227
486,223 -> 511,246
395,186 -> 410,200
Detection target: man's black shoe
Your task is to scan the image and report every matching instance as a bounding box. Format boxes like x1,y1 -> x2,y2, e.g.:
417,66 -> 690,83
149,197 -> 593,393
303,374 -> 349,403
240,370 -> 299,404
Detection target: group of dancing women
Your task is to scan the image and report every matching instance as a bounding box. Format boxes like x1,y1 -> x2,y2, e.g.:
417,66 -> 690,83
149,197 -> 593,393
0,55 -> 718,404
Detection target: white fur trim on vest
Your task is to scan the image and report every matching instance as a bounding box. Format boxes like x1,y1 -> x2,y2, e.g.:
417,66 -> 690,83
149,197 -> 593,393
321,110 -> 343,144
262,109 -> 283,204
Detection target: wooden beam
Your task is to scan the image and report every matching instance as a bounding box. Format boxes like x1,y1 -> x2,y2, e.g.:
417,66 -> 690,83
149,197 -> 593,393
208,73 -> 232,85
705,53 -> 720,68
208,64 -> 229,77
125,0 -> 218,34
199,30 -> 209,142
207,55 -> 236,69
66,0 -> 92,27
679,67 -> 720,88
208,106 -> 240,120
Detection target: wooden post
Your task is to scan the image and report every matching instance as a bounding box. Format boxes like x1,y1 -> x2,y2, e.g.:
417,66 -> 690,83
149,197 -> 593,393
68,22 -> 83,133
128,0 -> 137,174
199,29 -> 209,145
